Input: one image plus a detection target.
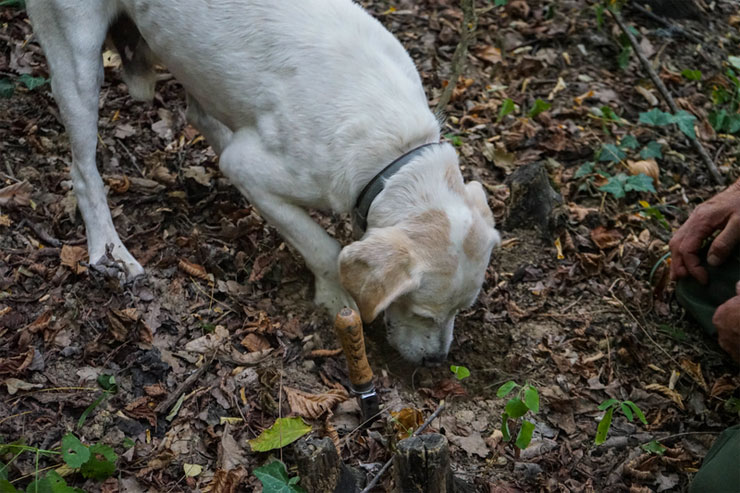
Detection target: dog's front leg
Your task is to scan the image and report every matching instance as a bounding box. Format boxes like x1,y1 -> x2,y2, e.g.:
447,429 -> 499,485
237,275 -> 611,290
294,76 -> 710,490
219,133 -> 357,315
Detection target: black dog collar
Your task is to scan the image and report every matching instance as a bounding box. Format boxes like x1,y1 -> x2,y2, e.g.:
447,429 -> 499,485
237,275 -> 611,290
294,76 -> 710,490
353,142 -> 439,231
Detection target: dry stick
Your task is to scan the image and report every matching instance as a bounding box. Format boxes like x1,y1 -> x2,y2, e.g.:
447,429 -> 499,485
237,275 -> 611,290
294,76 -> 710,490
435,0 -> 477,114
608,8 -> 724,185
155,358 -> 212,414
360,400 -> 446,493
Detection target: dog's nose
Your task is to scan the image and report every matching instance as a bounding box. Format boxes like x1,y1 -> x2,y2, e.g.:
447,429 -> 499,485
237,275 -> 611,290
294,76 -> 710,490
422,354 -> 446,367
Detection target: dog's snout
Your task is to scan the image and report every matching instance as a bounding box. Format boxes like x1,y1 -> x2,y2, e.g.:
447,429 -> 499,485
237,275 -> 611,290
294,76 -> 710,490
422,353 -> 447,367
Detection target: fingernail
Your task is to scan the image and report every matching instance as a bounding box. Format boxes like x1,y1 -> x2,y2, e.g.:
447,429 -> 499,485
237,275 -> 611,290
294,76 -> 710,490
707,254 -> 721,266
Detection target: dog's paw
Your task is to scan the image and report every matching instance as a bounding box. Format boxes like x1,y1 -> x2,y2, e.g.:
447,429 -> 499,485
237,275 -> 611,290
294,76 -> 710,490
90,242 -> 145,280
314,277 -> 358,316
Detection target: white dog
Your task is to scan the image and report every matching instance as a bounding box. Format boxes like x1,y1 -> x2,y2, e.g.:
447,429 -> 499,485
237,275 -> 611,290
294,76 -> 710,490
27,0 -> 500,365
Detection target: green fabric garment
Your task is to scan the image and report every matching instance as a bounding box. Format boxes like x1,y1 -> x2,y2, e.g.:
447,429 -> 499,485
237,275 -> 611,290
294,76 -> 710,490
689,424 -> 740,493
675,249 -> 740,492
675,249 -> 740,336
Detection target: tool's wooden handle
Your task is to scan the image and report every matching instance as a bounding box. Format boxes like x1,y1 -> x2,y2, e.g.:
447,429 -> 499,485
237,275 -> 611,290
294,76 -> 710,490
334,307 -> 373,387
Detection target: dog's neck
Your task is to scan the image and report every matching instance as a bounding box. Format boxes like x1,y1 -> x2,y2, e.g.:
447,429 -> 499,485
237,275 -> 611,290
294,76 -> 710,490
359,142 -> 465,232
353,142 -> 440,232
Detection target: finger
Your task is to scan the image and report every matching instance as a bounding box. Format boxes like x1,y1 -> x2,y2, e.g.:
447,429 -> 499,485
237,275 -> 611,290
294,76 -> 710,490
683,251 -> 708,285
707,217 -> 740,267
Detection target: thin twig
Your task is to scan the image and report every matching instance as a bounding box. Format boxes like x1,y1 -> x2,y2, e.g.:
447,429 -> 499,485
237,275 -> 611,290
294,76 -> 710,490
608,8 -> 723,185
360,400 -> 446,493
629,4 -> 704,46
155,357 -> 212,414
435,0 -> 477,114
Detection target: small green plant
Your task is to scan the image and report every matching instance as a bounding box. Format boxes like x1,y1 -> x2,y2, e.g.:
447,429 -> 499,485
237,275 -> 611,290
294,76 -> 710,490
497,98 -> 515,122
0,433 -> 117,492
77,374 -> 118,429
681,69 -> 702,81
253,460 -> 306,493
724,397 -> 740,417
443,133 -> 463,147
0,0 -> 25,8
641,440 -> 667,455
708,60 -> 740,135
594,399 -> 647,445
527,98 -> 551,118
450,365 -> 470,380
497,381 -> 540,449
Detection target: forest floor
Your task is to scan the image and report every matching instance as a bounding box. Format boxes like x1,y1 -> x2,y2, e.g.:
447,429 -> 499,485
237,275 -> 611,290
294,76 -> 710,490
1,1 -> 739,492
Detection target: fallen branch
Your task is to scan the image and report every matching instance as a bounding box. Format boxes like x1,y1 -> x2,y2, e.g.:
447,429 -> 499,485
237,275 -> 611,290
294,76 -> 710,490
434,0 -> 477,113
608,8 -> 724,185
360,400 -> 446,493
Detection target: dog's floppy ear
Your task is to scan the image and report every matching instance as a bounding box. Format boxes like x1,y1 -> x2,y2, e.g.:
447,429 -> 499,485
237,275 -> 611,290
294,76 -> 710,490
338,227 -> 420,323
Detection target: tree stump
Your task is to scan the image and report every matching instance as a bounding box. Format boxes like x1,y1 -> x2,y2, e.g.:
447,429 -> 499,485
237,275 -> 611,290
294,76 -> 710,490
294,437 -> 361,493
504,161 -> 565,241
392,434 -> 453,493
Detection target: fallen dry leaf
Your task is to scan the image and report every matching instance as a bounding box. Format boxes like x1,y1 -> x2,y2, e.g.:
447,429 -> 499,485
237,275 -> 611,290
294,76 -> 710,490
628,159 -> 660,184
590,226 -> 623,250
679,359 -> 708,392
185,325 -> 229,353
60,245 -> 88,274
448,431 -> 490,458
178,258 -> 210,281
209,468 -> 246,493
5,377 -> 43,395
0,348 -> 35,376
240,333 -> 271,352
391,407 -> 424,439
646,383 -> 685,410
124,396 -> 157,426
283,386 -> 349,419
0,180 -> 32,207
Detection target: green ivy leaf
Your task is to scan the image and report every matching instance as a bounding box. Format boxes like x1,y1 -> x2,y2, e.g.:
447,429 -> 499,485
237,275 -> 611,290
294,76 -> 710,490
728,56 -> 740,70
574,162 -> 594,178
505,398 -> 529,419
641,440 -> 667,455
598,398 -> 619,411
496,381 -> 518,398
17,74 -> 48,91
620,135 -> 639,150
500,413 -> 511,441
527,98 -> 551,118
726,114 -> 740,134
449,365 -> 470,380
600,106 -> 619,122
0,461 -> 7,481
620,402 -> 634,422
249,417 -> 312,452
598,175 -> 626,198
97,374 -> 117,392
497,98 -> 515,122
494,0 -> 508,7
595,406 -> 614,445
515,420 -> 535,449
624,401 -> 648,425
524,386 -> 540,414
640,141 -> 663,159
673,110 -> 697,139
79,443 -> 117,480
624,174 -> 656,194
681,69 -> 702,81
639,108 -> 674,126
253,460 -> 306,493
0,0 -> 26,8
0,79 -> 13,99
61,434 -> 90,468
598,143 -> 625,163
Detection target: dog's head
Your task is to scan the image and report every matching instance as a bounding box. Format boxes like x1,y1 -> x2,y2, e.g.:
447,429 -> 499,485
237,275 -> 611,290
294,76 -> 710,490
339,146 -> 499,365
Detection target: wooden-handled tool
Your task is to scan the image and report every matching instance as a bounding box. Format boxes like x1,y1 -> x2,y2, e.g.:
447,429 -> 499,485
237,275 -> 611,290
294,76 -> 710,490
334,307 -> 380,422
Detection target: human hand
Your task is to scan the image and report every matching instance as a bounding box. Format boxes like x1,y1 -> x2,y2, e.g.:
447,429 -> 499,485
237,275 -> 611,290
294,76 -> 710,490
669,180 -> 740,284
712,282 -> 740,363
